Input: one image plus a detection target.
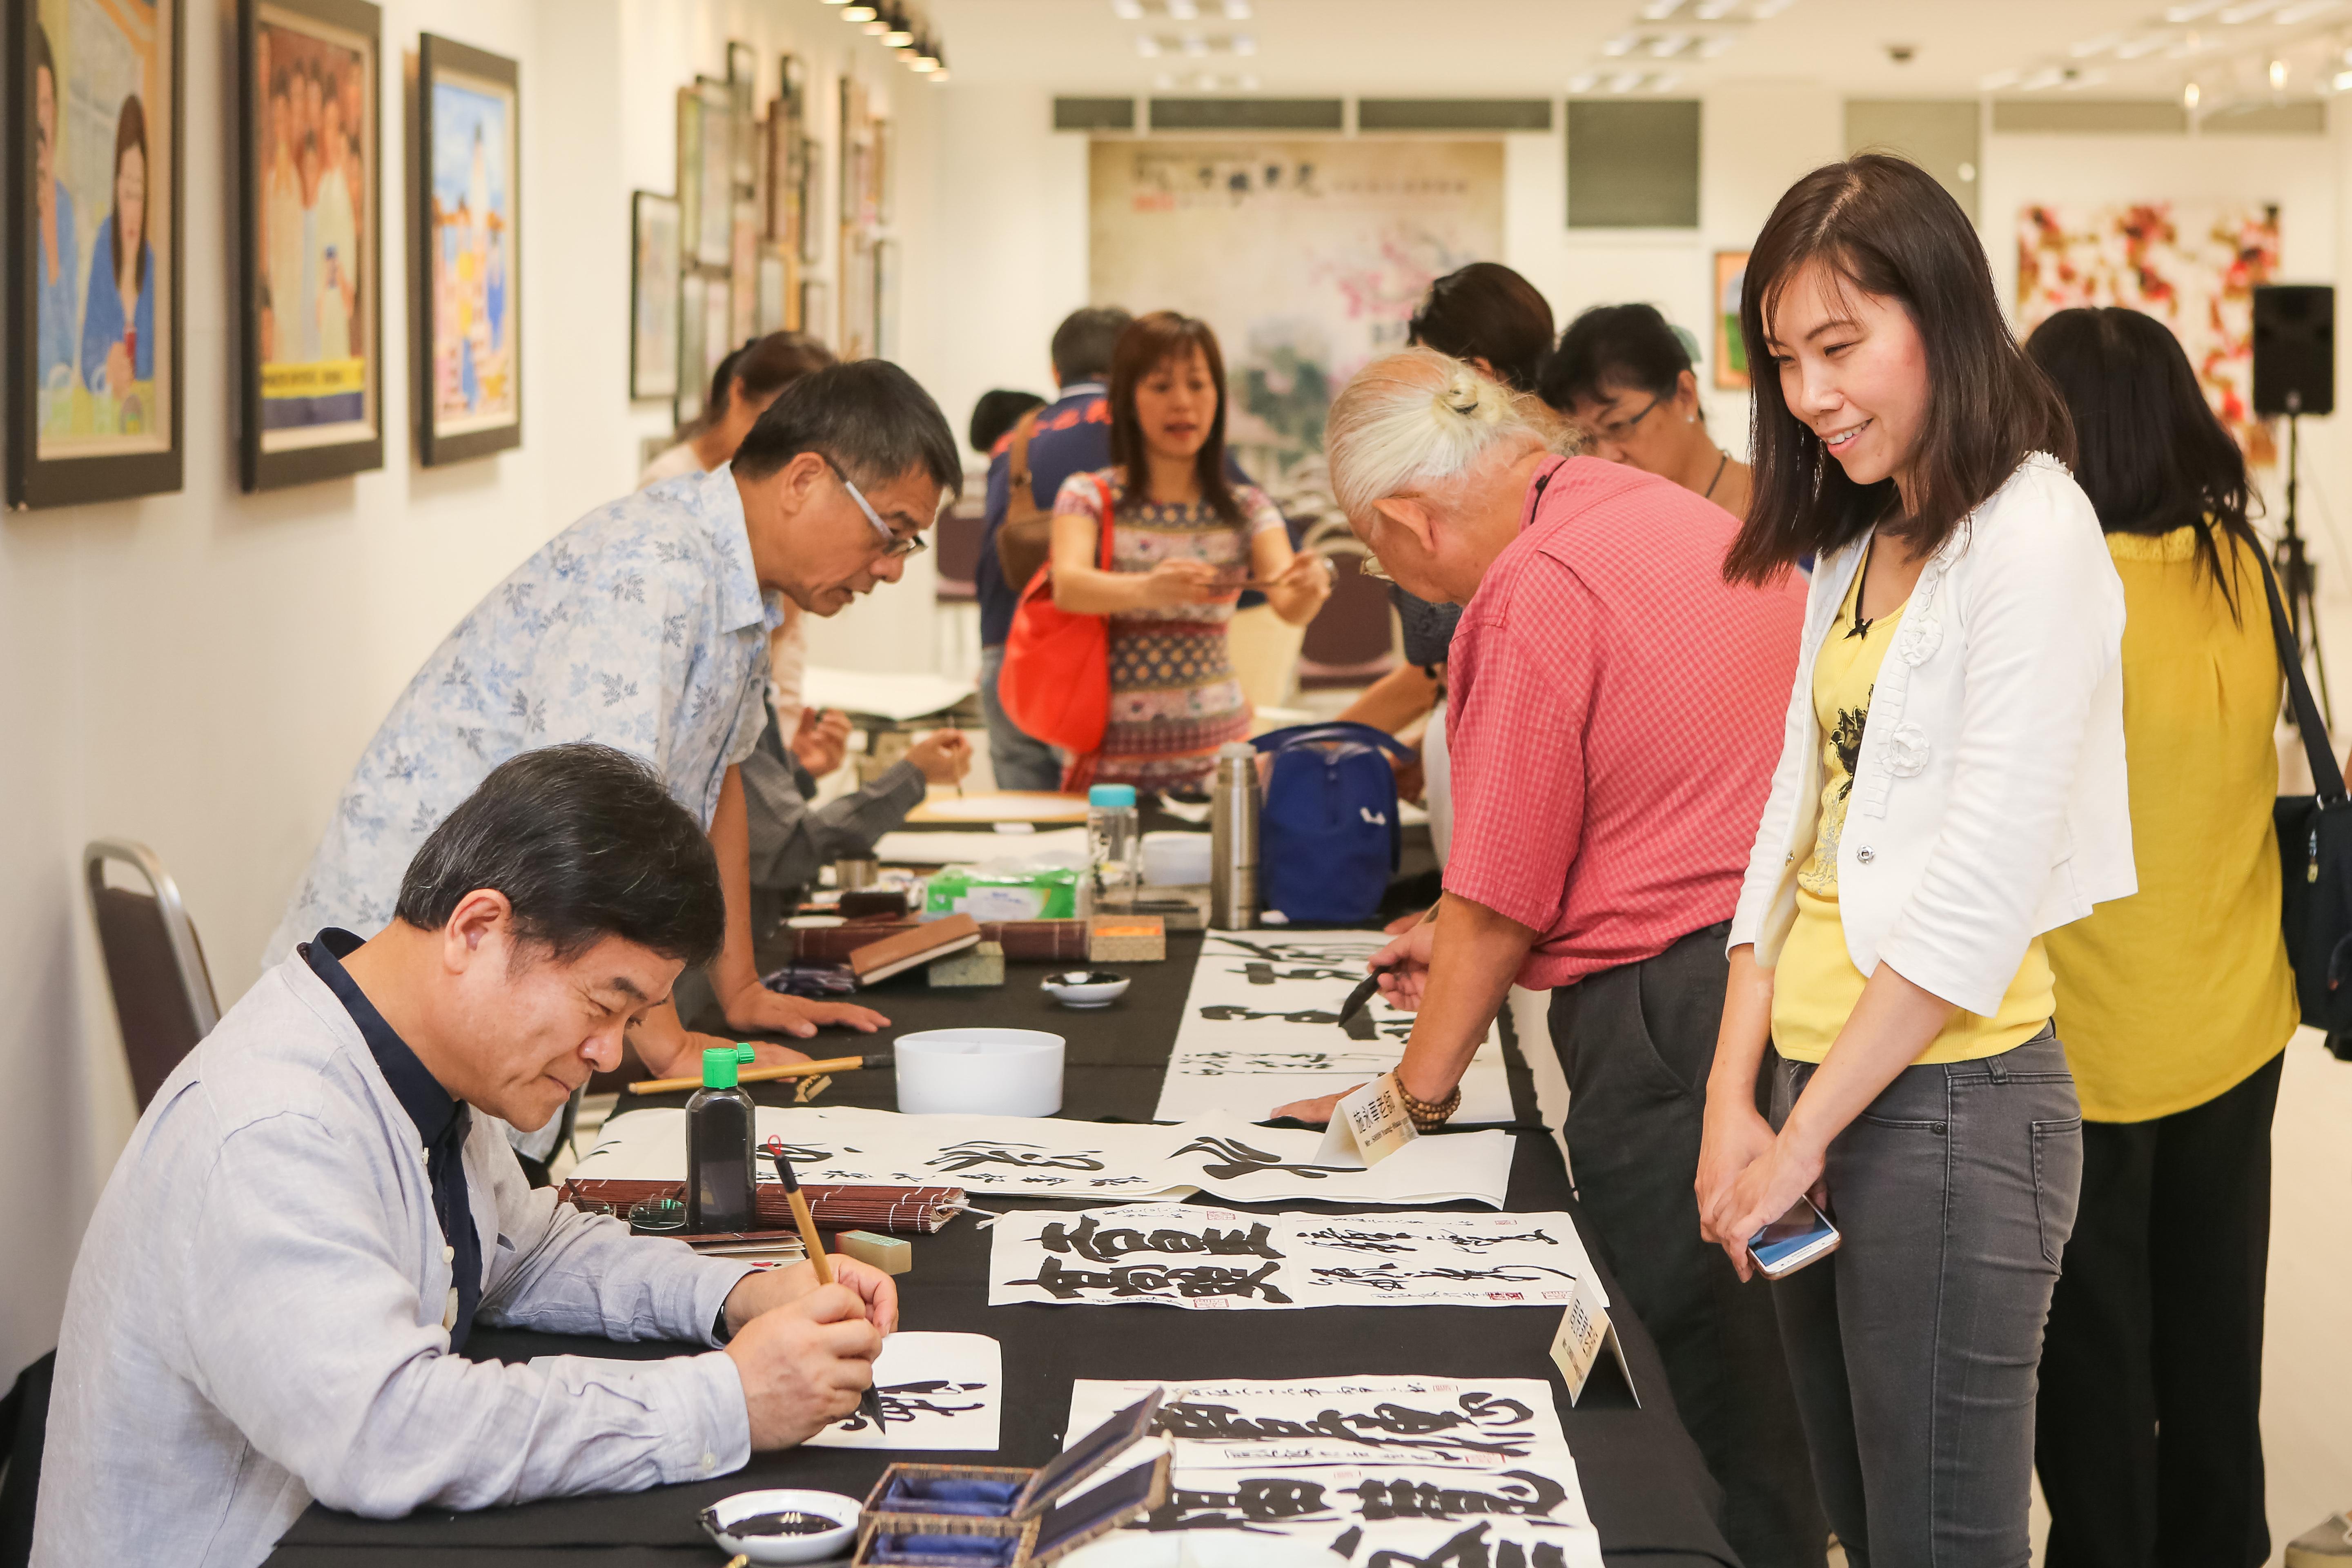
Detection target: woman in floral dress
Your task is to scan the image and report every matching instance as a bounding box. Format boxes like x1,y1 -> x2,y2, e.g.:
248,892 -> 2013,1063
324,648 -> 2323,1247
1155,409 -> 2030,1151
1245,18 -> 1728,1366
1049,312 -> 1331,791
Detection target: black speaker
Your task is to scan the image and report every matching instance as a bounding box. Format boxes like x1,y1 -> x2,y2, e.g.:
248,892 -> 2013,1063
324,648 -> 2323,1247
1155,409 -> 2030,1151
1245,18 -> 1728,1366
2254,285 -> 2334,418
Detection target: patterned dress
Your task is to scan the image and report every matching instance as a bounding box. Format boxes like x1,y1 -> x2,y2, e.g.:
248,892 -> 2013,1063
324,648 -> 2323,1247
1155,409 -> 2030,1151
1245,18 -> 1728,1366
1053,469 -> 1287,791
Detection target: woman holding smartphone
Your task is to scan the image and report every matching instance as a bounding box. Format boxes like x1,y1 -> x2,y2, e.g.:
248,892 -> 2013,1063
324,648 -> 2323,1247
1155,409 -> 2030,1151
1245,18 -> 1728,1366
1695,154 -> 2134,1564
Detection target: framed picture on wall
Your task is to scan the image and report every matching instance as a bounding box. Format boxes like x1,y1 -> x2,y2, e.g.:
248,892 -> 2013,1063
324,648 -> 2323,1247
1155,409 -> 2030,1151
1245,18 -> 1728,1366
800,278 -> 830,350
797,137 -> 823,266
677,271 -> 708,423
702,276 -> 733,392
1713,250 -> 1750,391
239,0 -> 381,491
690,78 -> 732,266
415,33 -> 519,465
630,191 -> 680,401
7,0 -> 187,508
729,199 -> 759,345
756,243 -> 789,334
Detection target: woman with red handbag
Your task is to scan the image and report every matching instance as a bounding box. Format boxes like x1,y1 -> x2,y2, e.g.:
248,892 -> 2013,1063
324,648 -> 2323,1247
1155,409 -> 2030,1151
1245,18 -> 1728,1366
1004,311 -> 1329,791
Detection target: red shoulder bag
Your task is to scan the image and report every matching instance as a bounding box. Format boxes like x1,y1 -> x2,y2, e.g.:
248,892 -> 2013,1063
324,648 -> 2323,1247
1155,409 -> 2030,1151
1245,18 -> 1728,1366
998,474 -> 1117,755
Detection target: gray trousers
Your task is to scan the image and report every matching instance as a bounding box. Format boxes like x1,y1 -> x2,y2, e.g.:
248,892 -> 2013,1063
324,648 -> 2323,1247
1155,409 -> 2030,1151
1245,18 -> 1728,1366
1769,1027 -> 2083,1568
1551,925 -> 1829,1568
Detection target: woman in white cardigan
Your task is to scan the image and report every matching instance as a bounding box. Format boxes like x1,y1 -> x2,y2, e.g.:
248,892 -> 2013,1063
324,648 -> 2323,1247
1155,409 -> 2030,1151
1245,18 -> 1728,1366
1695,155 -> 2134,1567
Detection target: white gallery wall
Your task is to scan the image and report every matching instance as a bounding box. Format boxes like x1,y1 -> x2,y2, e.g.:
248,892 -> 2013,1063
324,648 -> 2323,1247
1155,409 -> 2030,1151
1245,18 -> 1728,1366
0,0 -> 944,1381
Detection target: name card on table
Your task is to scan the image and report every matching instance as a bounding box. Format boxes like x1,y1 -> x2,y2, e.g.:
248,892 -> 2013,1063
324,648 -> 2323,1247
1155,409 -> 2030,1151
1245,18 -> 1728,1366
1314,1070 -> 1419,1168
1548,1270 -> 1639,1408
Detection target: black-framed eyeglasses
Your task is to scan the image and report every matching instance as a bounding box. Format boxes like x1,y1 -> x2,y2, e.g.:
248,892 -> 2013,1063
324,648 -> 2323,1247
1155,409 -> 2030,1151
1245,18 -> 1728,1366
823,454 -> 931,560
1593,392 -> 1668,444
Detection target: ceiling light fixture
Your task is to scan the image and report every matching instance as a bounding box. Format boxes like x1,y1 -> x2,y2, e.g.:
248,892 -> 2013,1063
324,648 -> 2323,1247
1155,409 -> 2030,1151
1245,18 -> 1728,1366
1601,33 -> 1638,56
1639,0 -> 1684,17
1182,32 -> 1209,55
2270,56 -> 2288,86
2276,0 -> 2342,18
880,9 -> 914,47
1223,0 -> 1252,16
1111,0 -> 1143,16
1694,0 -> 1736,14
2069,32 -> 2122,56
841,4 -> 877,20
2164,0 -> 2224,16
1652,71 -> 1682,90
2217,0 -> 2286,20
2114,35 -> 2173,59
1567,71 -> 1600,92
1648,32 -> 1690,56
862,13 -> 890,35
1136,34 -> 1161,55
1751,0 -> 1798,17
1606,69 -> 1644,91
1233,33 -> 1256,53
2185,79 -> 2203,105
2334,67 -> 2352,87
1699,33 -> 1739,56
1980,68 -> 2022,89
1167,0 -> 1199,18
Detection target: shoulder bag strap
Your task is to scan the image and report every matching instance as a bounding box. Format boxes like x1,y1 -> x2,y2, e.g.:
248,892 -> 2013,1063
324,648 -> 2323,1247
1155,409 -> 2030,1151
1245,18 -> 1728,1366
2260,548 -> 2346,802
1092,474 -> 1117,570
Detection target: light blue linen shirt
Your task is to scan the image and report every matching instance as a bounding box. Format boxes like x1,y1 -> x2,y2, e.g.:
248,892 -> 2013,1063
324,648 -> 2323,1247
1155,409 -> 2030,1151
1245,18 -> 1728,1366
265,466 -> 783,968
30,949 -> 757,1568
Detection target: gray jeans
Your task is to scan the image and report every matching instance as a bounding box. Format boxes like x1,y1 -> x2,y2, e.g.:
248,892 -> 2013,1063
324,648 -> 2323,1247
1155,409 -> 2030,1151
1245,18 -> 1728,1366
979,641 -> 1063,793
1769,1027 -> 2083,1568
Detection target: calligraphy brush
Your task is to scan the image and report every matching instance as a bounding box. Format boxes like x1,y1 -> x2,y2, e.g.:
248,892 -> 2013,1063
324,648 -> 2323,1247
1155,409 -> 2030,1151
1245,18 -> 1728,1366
628,1050 -> 895,1096
770,1143 -> 887,1430
1336,965 -> 1391,1029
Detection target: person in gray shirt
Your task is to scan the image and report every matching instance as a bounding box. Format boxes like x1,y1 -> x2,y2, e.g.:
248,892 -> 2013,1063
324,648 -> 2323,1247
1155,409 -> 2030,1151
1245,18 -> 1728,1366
33,745 -> 898,1568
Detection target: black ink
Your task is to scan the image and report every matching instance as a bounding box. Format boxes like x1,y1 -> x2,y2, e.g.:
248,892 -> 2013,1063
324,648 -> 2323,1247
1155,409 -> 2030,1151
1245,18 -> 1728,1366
1309,1263 -> 1578,1293
1363,1522 -> 1573,1568
1297,1225 -> 1418,1254
728,1512 -> 839,1537
833,1378 -> 991,1432
1172,1134 -> 1347,1183
1007,1255 -> 1293,1303
757,1139 -> 835,1165
1152,1394 -> 1537,1462
1351,1470 -> 1568,1523
1241,960 -> 1365,985
1039,1212 -> 1283,1264
928,1140 -> 1107,1174
1143,1478 -> 1334,1532
1178,1050 -> 1392,1077
1089,1176 -> 1150,1187
1440,1229 -> 1559,1253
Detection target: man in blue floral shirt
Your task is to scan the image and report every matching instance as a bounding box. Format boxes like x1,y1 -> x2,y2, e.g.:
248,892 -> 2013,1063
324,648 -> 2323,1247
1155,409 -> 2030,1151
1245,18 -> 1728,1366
267,360 -> 961,1087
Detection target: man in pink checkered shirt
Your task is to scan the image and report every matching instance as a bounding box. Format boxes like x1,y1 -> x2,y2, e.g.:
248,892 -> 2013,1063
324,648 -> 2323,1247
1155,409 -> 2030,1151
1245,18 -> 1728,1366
1280,350 -> 1820,1568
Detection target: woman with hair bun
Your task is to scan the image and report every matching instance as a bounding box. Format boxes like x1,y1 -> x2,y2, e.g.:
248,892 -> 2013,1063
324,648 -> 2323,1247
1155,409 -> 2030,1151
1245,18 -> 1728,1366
1277,348 -> 1823,1568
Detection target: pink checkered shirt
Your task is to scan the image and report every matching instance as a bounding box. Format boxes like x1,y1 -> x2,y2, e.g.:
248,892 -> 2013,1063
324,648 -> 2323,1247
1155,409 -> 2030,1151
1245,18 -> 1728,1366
1445,455 -> 1805,989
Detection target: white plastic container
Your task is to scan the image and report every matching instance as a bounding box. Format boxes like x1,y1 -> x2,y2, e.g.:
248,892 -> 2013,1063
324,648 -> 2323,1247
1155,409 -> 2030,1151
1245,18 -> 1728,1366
1141,830 -> 1212,888
893,1028 -> 1066,1116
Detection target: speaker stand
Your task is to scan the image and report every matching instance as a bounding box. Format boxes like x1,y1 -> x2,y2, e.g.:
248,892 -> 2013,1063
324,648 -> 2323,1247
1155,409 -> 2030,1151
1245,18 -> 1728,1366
2276,411 -> 2334,732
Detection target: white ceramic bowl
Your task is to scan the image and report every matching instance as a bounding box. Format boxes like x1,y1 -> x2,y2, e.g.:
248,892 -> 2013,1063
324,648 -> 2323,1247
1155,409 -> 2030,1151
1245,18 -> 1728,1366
699,1488 -> 861,1564
1040,969 -> 1132,1009
895,1027 -> 1065,1116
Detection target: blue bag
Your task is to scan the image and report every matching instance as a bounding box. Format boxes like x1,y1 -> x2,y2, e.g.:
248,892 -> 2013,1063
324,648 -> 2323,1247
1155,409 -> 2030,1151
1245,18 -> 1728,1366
1251,722 -> 1417,925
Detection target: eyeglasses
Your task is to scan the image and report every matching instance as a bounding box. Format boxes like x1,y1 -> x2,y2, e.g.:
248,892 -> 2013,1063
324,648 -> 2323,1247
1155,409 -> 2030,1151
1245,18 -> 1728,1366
1592,392 -> 1667,445
824,454 -> 930,560
1358,552 -> 1394,583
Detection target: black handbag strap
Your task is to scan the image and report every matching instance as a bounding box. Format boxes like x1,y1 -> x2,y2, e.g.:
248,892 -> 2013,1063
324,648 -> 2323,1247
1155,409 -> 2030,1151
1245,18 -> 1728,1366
2259,548 -> 2347,804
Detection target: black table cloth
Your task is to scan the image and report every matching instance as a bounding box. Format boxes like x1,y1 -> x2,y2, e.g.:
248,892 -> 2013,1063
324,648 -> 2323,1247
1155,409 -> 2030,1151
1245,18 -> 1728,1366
268,934 -> 1737,1568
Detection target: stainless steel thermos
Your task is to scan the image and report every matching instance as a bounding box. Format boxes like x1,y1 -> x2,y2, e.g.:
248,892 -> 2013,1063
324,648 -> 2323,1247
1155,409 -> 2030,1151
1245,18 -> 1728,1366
1209,741 -> 1261,929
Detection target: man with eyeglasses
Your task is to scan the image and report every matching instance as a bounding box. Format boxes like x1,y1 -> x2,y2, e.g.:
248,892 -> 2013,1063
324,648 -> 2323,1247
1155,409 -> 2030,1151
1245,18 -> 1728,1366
265,361 -> 963,1143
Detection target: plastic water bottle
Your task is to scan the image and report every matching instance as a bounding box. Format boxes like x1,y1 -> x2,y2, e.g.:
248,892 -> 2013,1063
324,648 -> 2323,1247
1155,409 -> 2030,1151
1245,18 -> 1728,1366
1087,783 -> 1141,904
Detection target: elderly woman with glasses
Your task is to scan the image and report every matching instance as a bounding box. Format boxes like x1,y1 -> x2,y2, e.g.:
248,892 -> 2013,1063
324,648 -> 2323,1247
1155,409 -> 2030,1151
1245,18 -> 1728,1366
1272,348 -> 1826,1568
1540,303 -> 1751,521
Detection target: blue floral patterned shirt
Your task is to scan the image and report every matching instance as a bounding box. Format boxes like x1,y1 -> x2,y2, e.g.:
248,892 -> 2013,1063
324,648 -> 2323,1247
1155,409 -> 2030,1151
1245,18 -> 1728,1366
265,466 -> 783,967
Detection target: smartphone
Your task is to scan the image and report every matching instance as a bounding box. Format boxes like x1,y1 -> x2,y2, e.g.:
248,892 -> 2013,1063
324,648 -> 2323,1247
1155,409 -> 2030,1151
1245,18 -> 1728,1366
1747,1196 -> 1840,1280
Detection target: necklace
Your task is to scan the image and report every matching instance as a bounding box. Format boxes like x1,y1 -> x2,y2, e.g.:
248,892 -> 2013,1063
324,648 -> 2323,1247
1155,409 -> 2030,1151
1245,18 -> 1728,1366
1702,450 -> 1730,501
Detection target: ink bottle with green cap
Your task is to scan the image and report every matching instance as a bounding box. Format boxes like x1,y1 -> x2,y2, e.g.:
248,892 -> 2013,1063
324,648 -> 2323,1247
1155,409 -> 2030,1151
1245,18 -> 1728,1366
686,1044 -> 757,1234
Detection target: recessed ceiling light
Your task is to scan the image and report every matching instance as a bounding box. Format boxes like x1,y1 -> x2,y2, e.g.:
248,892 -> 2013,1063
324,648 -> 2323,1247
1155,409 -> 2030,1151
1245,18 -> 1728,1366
1194,70 -> 1217,88
2069,33 -> 2121,57
1652,71 -> 1682,90
1639,0 -> 1684,17
2275,0 -> 2340,20
2270,56 -> 2289,86
1167,0 -> 1198,18
1567,71 -> 1600,92
1182,32 -> 1209,55
1153,71 -> 1174,88
1699,33 -> 1738,56
1111,0 -> 1142,17
2217,0 -> 2285,20
1233,33 -> 1256,54
2163,0 -> 2224,18
2185,80 -> 2203,105
1648,32 -> 1690,56
1223,0 -> 1252,16
1751,0 -> 1797,16
1601,33 -> 1638,56
1693,0 -> 1737,15
2333,67 -> 2352,89
1607,69 -> 1644,91
1136,34 -> 1161,55
841,4 -> 877,20
2114,35 -> 2173,59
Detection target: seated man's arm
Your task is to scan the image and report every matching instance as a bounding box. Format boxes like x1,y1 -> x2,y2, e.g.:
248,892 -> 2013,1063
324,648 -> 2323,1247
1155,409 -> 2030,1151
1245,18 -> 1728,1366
475,1132 -> 753,1343
743,734 -> 925,893
182,1114 -> 751,1516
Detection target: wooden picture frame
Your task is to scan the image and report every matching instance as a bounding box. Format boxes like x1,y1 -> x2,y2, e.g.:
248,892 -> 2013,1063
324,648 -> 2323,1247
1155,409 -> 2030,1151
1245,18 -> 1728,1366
1713,250 -> 1750,392
239,0 -> 382,490
414,33 -> 519,465
677,271 -> 708,424
630,190 -> 680,401
688,77 -> 732,267
8,0 -> 187,507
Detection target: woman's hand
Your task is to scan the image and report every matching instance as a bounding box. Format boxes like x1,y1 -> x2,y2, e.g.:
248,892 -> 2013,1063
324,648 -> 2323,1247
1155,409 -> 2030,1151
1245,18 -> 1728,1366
1695,1096 -> 1779,1256
1139,558 -> 1234,608
1265,550 -> 1335,626
1706,1131 -> 1829,1283
722,982 -> 891,1042
1268,1086 -> 1356,1126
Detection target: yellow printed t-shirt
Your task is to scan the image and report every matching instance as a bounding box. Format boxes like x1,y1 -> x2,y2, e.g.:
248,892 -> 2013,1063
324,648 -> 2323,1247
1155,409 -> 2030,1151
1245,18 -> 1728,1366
2044,525 -> 2296,1121
1771,558 -> 2056,1064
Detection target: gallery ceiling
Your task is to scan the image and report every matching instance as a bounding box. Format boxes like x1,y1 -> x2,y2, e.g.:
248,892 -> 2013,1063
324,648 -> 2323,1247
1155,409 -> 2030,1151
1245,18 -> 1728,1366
918,0 -> 2352,111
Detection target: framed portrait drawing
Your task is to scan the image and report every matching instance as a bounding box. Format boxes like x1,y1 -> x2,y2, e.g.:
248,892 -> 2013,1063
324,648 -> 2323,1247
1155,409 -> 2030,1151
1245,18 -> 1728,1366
755,243 -> 789,335
677,271 -> 708,424
1713,250 -> 1750,391
630,191 -> 679,401
415,33 -> 518,465
7,0 -> 186,507
238,0 -> 380,491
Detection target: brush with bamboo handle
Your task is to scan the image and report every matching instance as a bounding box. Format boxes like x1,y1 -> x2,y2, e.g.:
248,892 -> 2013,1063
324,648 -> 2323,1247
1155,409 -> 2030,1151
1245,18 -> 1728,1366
627,1051 -> 893,1096
768,1141 -> 886,1430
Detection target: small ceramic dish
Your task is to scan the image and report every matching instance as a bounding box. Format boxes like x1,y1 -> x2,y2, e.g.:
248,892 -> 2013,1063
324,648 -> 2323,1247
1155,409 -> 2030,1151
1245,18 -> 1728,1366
699,1488 -> 862,1564
1041,970 -> 1131,1008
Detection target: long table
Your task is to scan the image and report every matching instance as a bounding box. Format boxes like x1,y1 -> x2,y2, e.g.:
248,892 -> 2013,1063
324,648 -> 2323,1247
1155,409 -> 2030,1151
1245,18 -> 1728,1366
266,933 -> 1736,1568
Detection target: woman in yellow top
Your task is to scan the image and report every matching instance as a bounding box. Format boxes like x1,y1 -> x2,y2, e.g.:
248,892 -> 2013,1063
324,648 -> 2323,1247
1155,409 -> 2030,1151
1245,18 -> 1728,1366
2023,307 -> 2296,1568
